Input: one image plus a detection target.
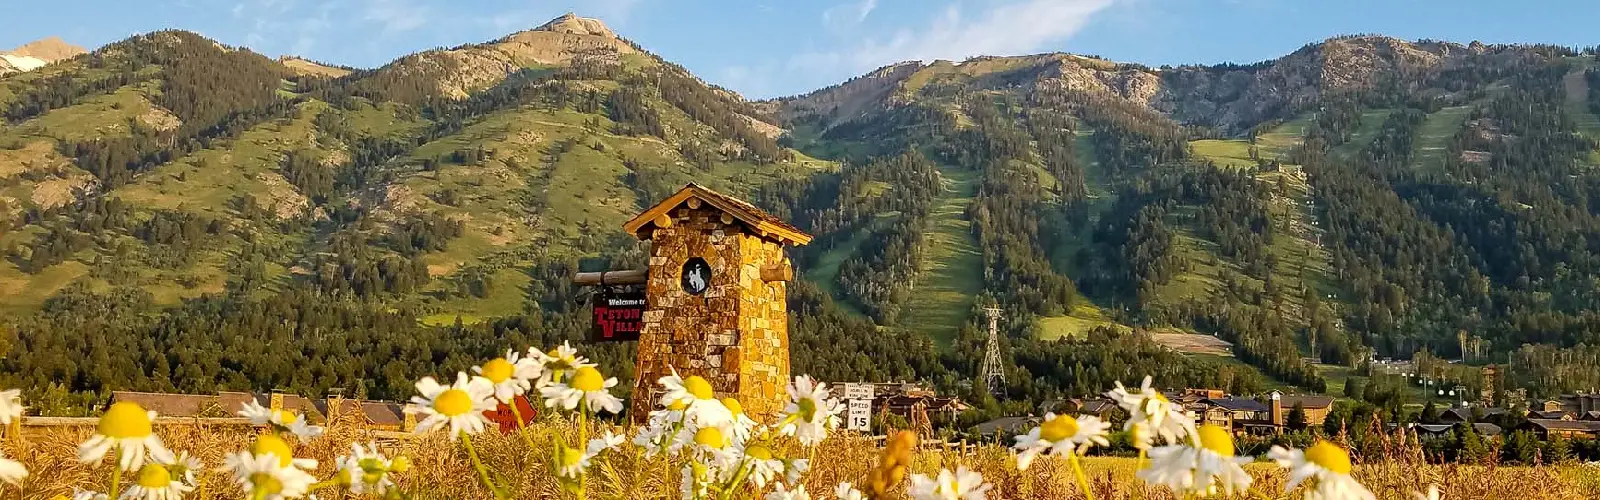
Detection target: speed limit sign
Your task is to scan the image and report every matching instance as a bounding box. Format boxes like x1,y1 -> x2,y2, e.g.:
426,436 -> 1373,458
843,384 -> 873,431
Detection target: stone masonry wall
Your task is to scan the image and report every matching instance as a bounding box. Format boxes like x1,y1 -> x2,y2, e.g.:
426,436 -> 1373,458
736,233 -> 790,418
629,202 -> 793,421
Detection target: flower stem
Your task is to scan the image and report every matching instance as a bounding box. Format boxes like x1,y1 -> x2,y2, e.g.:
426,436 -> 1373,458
107,445 -> 124,498
1067,451 -> 1095,500
507,397 -> 538,449
577,405 -> 589,500
462,432 -> 506,499
307,480 -> 342,492
718,460 -> 753,500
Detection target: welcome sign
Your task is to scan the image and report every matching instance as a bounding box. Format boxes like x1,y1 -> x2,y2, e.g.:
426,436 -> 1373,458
592,284 -> 645,342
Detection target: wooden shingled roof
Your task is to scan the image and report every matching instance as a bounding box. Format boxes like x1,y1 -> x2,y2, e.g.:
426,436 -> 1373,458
623,183 -> 812,245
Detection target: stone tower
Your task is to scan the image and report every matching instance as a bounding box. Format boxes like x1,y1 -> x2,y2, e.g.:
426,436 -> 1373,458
623,184 -> 812,421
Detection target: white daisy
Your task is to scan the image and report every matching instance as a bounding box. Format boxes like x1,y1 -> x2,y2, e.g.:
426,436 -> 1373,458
0,388 -> 22,425
735,441 -> 785,487
121,462 -> 194,500
406,372 -> 496,440
1107,376 -> 1193,449
237,400 -> 324,444
337,442 -> 397,496
835,482 -> 866,500
165,450 -> 203,487
540,366 -> 625,414
1013,412 -> 1112,470
587,430 -> 626,457
472,349 -> 542,403
633,403 -> 686,455
783,458 -> 810,486
555,430 -> 624,479
0,450 -> 25,485
777,375 -> 843,446
1269,441 -> 1375,500
765,482 -> 810,500
674,425 -> 740,471
222,435 -> 319,500
657,370 -> 733,429
721,397 -> 761,442
909,466 -> 990,500
533,341 -> 595,387
1136,424 -> 1254,497
78,402 -> 175,472
1413,485 -> 1442,500
73,490 -> 110,500
681,463 -> 710,500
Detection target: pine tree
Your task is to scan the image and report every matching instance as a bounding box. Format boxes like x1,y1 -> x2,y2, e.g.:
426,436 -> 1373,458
1288,402 -> 1310,431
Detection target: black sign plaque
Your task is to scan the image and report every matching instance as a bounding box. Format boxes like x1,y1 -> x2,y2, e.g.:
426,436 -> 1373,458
592,284 -> 645,342
681,257 -> 711,295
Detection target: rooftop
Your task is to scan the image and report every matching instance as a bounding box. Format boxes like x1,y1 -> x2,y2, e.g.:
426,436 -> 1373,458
623,183 -> 812,245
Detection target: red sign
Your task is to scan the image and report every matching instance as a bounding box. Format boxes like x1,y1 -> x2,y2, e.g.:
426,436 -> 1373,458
482,395 -> 537,434
592,285 -> 645,342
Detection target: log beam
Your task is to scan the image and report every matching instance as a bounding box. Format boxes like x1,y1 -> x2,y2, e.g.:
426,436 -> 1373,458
573,269 -> 648,286
761,264 -> 793,283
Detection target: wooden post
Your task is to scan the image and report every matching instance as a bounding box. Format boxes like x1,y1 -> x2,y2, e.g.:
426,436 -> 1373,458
572,269 -> 648,286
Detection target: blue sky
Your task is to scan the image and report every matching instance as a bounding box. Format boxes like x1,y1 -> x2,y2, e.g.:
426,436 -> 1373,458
3,1 -> 1598,99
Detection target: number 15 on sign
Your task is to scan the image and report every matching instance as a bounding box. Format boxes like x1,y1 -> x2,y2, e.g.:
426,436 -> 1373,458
846,399 -> 871,431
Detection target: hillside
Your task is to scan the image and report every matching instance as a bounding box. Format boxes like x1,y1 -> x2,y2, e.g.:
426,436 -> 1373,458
0,37 -> 86,75
4,18 -> 1600,406
0,16 -> 823,320
772,37 -> 1600,398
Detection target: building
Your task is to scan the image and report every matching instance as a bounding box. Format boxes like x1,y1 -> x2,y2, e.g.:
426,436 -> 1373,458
1520,419 -> 1600,439
1409,422 -> 1502,439
1271,393 -> 1335,429
1535,392 -> 1600,420
1040,398 -> 1121,420
1197,397 -> 1277,434
972,416 -> 1040,439
1438,406 -> 1509,424
1168,390 -> 1332,434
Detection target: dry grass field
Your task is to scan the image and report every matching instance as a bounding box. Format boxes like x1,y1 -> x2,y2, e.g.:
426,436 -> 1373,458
4,415 -> 1596,499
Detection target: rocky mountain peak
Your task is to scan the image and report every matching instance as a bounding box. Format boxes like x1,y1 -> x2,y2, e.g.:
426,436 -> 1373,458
0,36 -> 87,74
7,36 -> 87,60
533,12 -> 617,39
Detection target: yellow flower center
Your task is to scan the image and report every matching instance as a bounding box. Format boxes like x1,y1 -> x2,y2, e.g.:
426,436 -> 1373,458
251,434 -> 295,468
274,409 -> 299,425
1153,392 -> 1169,403
481,358 -> 515,384
135,464 -> 172,488
746,444 -> 773,460
1197,425 -> 1235,457
796,398 -> 817,421
1305,441 -> 1352,475
559,446 -> 584,467
572,366 -> 605,392
667,398 -> 688,411
721,397 -> 744,416
694,426 -> 727,449
250,472 -> 284,494
390,456 -> 412,473
434,389 -> 474,417
98,402 -> 153,439
684,376 -> 715,400
546,348 -> 573,370
1040,415 -> 1080,442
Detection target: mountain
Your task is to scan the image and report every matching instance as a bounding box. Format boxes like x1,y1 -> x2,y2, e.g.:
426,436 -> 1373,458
0,36 -> 86,75
3,16 -> 1600,404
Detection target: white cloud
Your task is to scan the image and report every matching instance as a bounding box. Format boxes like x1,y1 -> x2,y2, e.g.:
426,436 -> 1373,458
821,0 -> 877,32
792,0 -> 1115,76
364,0 -> 429,35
